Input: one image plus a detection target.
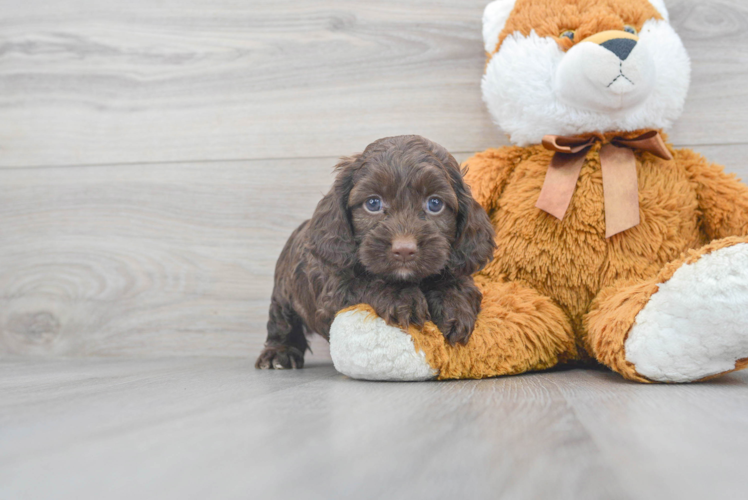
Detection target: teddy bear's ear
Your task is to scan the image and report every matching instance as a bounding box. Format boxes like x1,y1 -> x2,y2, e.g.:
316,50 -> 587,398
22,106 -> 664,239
647,0 -> 670,21
482,0 -> 517,55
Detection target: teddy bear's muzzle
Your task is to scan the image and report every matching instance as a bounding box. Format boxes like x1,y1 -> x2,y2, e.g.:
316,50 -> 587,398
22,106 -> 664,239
554,30 -> 656,114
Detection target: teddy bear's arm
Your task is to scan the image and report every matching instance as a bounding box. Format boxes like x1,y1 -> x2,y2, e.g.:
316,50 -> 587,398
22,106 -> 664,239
462,146 -> 526,213
679,148 -> 748,239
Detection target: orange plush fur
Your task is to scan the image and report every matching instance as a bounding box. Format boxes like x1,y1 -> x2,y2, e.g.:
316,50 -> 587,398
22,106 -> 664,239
490,0 -> 663,55
464,136 -> 748,379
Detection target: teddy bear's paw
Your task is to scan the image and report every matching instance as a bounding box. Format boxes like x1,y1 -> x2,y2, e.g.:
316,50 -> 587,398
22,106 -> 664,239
625,243 -> 748,382
329,305 -> 438,381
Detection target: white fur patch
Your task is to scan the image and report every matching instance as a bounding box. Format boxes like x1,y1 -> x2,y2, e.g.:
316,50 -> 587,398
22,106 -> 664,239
329,309 -> 438,381
483,20 -> 690,145
483,0 -> 517,54
625,244 -> 748,382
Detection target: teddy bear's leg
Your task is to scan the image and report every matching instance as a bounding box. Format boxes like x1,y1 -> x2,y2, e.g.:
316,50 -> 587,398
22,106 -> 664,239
330,280 -> 577,381
585,237 -> 748,383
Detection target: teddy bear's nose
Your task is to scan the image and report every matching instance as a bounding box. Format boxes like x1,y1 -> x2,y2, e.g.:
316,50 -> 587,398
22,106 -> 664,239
600,38 -> 637,61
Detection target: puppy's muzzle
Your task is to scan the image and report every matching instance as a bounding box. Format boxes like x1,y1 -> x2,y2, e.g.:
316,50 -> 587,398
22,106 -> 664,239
391,236 -> 418,263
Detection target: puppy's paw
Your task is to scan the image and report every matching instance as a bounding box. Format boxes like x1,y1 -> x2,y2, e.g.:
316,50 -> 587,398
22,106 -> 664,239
398,286 -> 430,329
434,307 -> 477,346
426,280 -> 482,346
255,345 -> 305,370
375,286 -> 430,330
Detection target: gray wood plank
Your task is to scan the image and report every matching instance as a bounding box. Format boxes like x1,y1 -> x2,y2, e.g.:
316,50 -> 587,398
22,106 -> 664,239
0,359 -> 625,500
668,0 -> 748,146
2,359 -> 748,500
0,158 -> 336,358
0,0 -> 501,168
0,0 -> 746,168
2,144 -> 746,358
554,369 -> 748,500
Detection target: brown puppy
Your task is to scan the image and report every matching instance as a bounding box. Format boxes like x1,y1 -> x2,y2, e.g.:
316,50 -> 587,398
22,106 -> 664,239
256,135 -> 495,369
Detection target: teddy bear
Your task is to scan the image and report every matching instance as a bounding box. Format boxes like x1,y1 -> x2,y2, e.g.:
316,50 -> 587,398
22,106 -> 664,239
328,0 -> 748,383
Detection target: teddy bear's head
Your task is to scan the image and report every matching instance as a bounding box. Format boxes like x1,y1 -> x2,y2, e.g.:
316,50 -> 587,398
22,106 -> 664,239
482,0 -> 690,146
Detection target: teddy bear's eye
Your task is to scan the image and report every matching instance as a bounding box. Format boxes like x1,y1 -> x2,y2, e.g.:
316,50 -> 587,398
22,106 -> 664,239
624,25 -> 637,35
560,30 -> 576,41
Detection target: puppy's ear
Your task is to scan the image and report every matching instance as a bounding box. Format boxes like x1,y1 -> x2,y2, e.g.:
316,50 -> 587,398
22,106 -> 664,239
307,155 -> 361,268
447,164 -> 496,277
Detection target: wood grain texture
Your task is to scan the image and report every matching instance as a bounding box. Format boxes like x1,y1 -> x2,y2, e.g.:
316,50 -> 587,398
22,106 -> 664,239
0,0 -> 501,167
2,359 -> 748,500
668,0 -> 748,145
0,0 -> 747,168
0,158 -> 334,358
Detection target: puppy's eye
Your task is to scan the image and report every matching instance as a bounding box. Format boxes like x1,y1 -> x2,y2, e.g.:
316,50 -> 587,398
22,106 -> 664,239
364,197 -> 383,213
560,30 -> 575,41
426,197 -> 444,214
624,25 -> 637,35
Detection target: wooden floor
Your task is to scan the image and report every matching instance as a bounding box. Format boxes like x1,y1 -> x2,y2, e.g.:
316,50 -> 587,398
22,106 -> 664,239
2,358 -> 748,500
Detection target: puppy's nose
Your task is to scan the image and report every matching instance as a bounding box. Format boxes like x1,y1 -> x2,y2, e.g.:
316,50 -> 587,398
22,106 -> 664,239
600,38 -> 637,61
391,237 -> 418,262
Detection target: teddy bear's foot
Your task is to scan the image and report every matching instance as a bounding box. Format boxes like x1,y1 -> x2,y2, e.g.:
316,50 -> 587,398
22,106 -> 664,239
625,242 -> 748,382
329,305 -> 438,381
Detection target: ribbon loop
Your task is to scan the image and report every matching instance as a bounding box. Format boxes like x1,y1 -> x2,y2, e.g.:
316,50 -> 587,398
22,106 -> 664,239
536,130 -> 672,238
612,130 -> 673,161
542,135 -> 597,155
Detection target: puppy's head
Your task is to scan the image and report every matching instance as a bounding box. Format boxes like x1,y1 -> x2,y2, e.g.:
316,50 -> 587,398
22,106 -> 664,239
308,135 -> 495,282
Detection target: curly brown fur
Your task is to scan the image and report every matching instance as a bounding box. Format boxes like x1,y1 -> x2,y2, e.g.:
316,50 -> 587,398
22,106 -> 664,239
256,135 -> 496,369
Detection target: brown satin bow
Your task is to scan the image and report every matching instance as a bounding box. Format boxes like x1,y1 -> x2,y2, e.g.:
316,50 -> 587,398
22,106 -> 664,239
536,130 -> 673,238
